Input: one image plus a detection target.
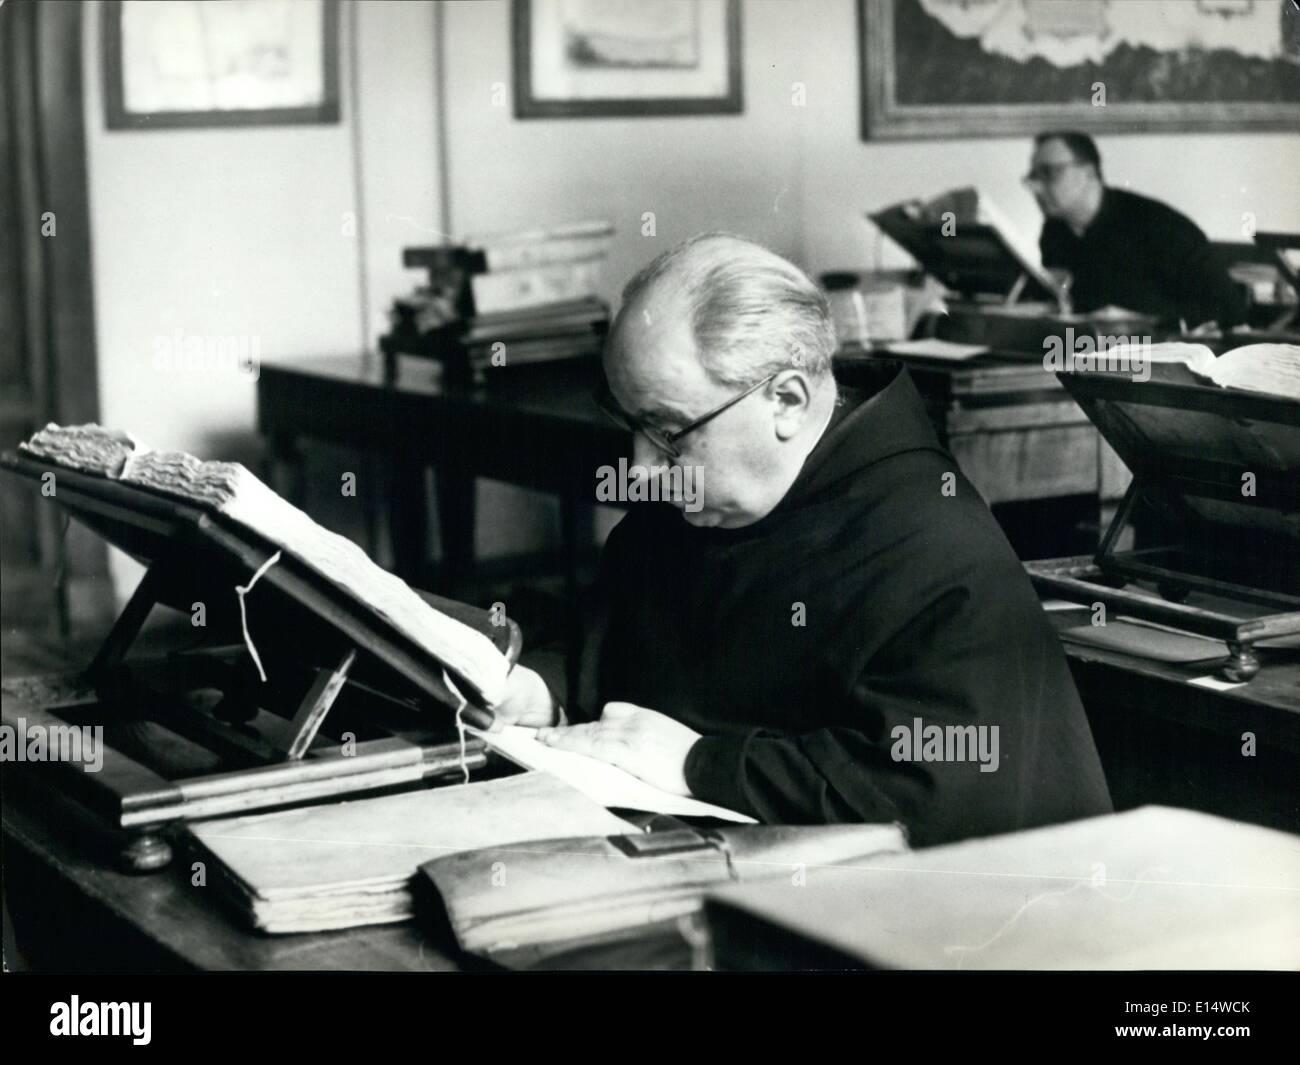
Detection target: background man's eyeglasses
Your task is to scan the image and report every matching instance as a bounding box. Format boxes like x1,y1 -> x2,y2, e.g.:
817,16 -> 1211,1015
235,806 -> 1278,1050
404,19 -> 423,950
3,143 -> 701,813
594,373 -> 778,459
1022,161 -> 1087,186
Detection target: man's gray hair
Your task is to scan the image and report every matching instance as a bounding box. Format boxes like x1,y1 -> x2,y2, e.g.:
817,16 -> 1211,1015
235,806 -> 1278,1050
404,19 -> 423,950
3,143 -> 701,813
615,232 -> 837,387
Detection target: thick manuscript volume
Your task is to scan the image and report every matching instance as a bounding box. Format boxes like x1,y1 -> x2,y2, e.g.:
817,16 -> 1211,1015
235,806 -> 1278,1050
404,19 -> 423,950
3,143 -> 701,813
19,423 -> 512,709
187,772 -> 634,933
416,822 -> 907,965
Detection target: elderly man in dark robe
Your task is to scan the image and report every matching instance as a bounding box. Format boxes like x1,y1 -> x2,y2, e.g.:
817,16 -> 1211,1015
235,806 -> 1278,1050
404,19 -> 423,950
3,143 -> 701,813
494,233 -> 1111,846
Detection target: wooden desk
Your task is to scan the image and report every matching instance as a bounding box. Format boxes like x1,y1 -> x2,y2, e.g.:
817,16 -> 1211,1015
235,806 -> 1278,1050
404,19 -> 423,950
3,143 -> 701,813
1051,612 -> 1300,834
2,770 -> 692,971
2,772 -> 455,971
258,354 -> 627,594
837,349 -> 1130,514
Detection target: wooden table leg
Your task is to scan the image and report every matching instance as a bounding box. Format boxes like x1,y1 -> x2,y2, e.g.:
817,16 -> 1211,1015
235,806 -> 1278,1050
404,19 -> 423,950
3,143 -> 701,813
432,464 -> 475,596
266,434 -> 306,508
560,493 -> 594,705
388,459 -> 432,587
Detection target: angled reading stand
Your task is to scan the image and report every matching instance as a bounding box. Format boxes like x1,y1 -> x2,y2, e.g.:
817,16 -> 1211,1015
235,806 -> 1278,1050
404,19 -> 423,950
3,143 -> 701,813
870,191 -> 1056,306
1025,373 -> 1300,682
1,446 -> 521,872
1253,230 -> 1300,331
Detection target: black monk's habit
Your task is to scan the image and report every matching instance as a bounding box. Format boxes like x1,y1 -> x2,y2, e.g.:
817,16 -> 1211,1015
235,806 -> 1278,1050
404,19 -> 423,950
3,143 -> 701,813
577,365 -> 1112,847
1039,187 -> 1244,329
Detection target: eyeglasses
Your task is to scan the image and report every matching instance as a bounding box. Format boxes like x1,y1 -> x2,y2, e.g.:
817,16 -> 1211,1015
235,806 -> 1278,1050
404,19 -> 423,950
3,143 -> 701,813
1022,161 -> 1087,186
593,373 -> 779,459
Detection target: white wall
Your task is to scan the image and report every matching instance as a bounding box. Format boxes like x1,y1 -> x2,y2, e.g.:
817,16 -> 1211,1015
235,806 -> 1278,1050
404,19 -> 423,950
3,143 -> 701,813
441,0 -> 1299,278
82,0 -> 441,594
81,0 -> 1300,596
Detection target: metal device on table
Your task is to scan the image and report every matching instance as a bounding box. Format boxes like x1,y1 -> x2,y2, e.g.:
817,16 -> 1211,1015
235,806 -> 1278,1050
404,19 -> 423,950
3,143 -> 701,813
1025,372 -> 1300,682
1,450 -> 521,872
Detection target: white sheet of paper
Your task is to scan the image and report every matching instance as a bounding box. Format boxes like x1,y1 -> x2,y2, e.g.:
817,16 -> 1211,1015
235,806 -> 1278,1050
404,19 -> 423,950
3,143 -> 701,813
473,725 -> 758,824
1188,675 -> 1248,692
1039,598 -> 1088,612
885,339 -> 989,361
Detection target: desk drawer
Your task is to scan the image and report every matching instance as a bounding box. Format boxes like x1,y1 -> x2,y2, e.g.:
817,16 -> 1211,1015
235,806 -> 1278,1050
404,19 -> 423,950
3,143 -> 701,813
951,424 -> 1100,504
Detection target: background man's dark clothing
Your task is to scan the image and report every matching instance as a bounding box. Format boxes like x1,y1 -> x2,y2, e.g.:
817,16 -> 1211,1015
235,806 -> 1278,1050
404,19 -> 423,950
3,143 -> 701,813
1040,187 -> 1244,328
575,365 -> 1112,847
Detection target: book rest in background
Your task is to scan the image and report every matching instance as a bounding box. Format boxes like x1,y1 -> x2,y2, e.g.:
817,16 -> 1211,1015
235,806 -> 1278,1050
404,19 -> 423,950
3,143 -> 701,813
1026,347 -> 1300,683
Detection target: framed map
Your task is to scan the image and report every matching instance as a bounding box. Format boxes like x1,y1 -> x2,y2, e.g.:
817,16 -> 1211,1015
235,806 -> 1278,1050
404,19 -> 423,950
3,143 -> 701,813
103,0 -> 340,130
513,0 -> 742,117
860,0 -> 1300,139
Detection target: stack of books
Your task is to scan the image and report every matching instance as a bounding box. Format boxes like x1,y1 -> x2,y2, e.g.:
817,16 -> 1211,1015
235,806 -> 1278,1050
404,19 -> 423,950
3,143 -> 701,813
388,220 -> 613,382
463,297 -> 608,376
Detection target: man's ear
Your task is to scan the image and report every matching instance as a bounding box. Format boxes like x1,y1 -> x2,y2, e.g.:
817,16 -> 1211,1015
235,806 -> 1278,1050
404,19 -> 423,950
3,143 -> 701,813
770,370 -> 812,441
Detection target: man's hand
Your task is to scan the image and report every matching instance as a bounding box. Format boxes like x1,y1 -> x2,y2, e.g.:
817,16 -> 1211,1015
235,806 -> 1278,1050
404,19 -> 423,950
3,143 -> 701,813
536,702 -> 701,796
489,665 -> 562,731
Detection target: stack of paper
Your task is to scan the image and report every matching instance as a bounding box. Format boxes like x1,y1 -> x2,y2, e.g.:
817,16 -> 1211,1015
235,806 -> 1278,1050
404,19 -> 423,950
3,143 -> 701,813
186,772 -> 634,933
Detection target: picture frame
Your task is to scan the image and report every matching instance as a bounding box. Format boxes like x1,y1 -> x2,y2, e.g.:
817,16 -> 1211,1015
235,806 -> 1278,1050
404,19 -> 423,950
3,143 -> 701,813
512,0 -> 743,118
860,0 -> 1300,140
103,0 -> 340,131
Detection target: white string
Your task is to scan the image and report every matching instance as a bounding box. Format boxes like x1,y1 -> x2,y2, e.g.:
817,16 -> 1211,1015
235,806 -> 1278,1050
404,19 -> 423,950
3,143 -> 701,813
441,668 -> 471,784
234,550 -> 282,683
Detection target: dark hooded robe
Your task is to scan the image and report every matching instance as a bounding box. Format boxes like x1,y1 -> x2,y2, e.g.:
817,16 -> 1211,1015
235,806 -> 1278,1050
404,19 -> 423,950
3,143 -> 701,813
572,364 -> 1112,847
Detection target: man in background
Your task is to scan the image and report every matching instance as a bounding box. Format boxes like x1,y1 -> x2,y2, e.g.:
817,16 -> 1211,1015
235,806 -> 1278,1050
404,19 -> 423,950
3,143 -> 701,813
1027,130 -> 1244,329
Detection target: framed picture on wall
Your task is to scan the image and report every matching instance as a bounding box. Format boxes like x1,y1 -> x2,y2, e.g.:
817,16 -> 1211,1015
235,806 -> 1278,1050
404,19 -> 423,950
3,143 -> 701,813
860,0 -> 1300,140
103,0 -> 340,130
513,0 -> 742,117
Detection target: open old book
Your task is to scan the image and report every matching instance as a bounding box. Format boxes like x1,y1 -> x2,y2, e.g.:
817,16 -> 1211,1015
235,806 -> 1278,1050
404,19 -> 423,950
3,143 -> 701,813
19,423 -> 512,709
1135,341 -> 1300,399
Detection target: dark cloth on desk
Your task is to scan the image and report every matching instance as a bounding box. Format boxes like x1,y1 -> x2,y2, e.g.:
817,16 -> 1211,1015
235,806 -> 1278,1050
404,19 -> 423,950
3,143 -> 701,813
574,365 -> 1112,847
1040,187 -> 1244,329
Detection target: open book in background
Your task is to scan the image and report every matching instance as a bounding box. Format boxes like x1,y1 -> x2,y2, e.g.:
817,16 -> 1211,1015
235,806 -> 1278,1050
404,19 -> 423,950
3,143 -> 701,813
1137,342 -> 1300,399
